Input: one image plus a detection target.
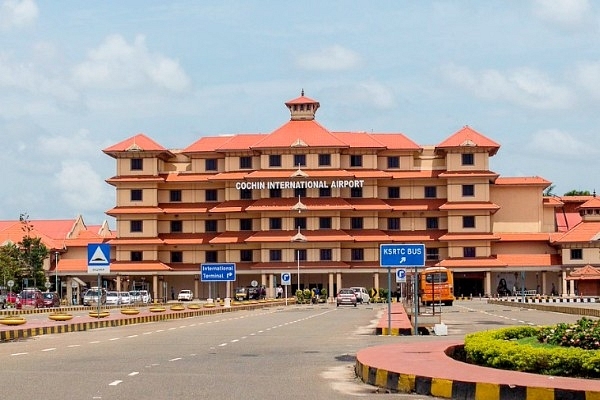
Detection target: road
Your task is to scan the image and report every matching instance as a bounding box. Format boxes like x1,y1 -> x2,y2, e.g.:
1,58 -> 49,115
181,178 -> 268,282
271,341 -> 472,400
0,300 -> 593,399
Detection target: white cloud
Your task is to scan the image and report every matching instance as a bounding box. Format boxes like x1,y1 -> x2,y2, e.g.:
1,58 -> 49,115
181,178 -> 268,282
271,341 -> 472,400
440,63 -> 575,110
38,129 -> 107,159
296,45 -> 362,71
532,0 -> 591,28
0,0 -> 38,30
72,34 -> 191,92
574,61 -> 600,100
529,128 -> 597,156
352,81 -> 396,109
55,160 -> 113,212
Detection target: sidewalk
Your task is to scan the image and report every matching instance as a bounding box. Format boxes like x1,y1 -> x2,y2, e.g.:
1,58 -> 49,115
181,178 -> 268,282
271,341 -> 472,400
357,301 -> 600,399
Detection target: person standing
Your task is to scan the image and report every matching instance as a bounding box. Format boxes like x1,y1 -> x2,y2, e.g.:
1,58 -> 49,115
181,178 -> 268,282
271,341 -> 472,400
171,286 -> 175,301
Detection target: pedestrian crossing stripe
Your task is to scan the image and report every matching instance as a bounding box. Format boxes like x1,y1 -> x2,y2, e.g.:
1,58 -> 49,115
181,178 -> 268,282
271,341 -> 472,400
87,243 -> 110,266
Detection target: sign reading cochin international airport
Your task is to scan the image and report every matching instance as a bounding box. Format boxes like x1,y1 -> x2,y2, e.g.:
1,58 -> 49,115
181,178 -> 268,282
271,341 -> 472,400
235,179 -> 365,190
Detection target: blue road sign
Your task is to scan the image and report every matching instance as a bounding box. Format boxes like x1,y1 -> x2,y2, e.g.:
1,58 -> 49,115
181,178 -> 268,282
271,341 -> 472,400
380,244 -> 425,267
201,263 -> 236,282
281,272 -> 291,286
396,268 -> 407,282
88,243 -> 111,273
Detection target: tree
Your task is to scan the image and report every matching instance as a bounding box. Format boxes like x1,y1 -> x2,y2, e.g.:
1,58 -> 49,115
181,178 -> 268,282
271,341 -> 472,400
0,243 -> 22,290
543,185 -> 556,196
18,213 -> 49,288
564,190 -> 591,196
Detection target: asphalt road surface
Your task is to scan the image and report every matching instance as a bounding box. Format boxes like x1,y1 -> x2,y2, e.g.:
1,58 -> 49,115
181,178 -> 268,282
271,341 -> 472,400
0,300 -> 593,399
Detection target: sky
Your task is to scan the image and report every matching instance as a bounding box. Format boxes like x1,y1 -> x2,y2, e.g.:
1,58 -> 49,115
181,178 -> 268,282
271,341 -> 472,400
1,0 -> 599,227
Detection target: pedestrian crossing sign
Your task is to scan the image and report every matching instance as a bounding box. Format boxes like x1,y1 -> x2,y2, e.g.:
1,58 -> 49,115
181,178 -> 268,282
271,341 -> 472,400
88,243 -> 110,273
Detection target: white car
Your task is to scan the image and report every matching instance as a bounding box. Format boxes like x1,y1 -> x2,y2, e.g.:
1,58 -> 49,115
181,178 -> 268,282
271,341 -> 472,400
350,287 -> 371,304
139,290 -> 151,303
120,292 -> 131,305
177,289 -> 193,301
105,291 -> 121,305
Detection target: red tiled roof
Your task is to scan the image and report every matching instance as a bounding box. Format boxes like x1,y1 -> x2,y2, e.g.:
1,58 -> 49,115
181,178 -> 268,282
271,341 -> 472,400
183,136 -> 233,153
544,196 -> 564,206
345,229 -> 390,242
556,212 -> 582,232
350,170 -> 393,179
160,203 -> 212,213
106,176 -> 164,184
105,206 -> 163,216
216,134 -> 266,151
553,221 -> 600,243
369,133 -> 421,150
249,261 -> 350,270
496,253 -> 561,267
0,219 -> 77,250
108,261 -> 172,272
209,231 -> 255,244
209,200 -> 253,213
579,197 -> 600,209
495,233 -> 553,242
245,230 -> 354,242
437,257 -> 507,268
386,230 -> 444,241
439,233 -> 500,241
246,198 -> 297,212
567,265 -> 600,280
495,177 -> 552,186
209,172 -> 249,181
345,198 -> 392,211
439,202 -> 500,211
330,132 -> 386,148
159,233 -> 216,245
103,134 -> 170,155
438,171 -> 499,179
390,170 -> 442,179
107,238 -> 164,245
163,173 -> 211,183
252,120 -> 347,149
436,126 -> 500,155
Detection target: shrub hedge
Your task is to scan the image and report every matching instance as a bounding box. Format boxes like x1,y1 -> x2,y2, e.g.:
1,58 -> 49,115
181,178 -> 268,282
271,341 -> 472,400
464,326 -> 600,378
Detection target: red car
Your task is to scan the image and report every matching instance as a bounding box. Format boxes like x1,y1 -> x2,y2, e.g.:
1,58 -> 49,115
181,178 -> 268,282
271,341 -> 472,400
42,292 -> 60,308
16,289 -> 44,309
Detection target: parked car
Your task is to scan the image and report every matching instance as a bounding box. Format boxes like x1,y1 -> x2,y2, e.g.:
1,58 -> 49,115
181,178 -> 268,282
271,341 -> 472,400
350,287 -> 371,304
336,288 -> 357,307
120,292 -> 131,305
42,292 -> 60,308
129,290 -> 142,303
177,289 -> 193,301
138,290 -> 151,303
83,288 -> 107,306
0,287 -> 6,309
6,292 -> 17,305
105,291 -> 121,305
16,288 -> 44,309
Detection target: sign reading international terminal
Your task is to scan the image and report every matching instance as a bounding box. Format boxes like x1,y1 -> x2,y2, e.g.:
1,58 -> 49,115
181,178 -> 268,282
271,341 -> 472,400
235,179 -> 365,191
201,263 -> 236,282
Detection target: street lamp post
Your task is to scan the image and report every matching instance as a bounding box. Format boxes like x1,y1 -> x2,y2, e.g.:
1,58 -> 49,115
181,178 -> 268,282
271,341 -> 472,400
55,251 -> 59,298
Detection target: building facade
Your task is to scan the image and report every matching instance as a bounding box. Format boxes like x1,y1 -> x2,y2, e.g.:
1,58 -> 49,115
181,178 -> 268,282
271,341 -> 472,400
98,92 -> 591,302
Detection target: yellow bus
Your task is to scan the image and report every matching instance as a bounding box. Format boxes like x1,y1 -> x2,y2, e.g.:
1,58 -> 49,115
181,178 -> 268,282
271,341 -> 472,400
420,266 -> 455,306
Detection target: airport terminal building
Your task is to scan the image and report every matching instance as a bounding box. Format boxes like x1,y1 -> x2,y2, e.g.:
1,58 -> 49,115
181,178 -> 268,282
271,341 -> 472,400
94,92 -> 593,302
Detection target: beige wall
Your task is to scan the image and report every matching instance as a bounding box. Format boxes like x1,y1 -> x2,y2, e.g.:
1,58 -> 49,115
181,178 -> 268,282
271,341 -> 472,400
491,185 -> 544,232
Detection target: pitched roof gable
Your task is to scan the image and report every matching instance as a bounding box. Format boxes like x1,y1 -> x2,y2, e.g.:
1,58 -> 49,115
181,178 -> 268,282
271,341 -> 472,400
251,120 -> 347,149
579,197 -> 600,209
103,134 -> 171,156
437,126 -> 500,155
369,133 -> 421,150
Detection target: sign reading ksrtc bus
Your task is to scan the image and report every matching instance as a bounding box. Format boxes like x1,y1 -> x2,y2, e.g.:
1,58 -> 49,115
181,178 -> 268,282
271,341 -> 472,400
380,244 -> 425,267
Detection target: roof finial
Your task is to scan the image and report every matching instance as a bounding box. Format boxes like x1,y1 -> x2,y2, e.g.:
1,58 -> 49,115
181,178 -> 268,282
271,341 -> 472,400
301,89 -> 304,96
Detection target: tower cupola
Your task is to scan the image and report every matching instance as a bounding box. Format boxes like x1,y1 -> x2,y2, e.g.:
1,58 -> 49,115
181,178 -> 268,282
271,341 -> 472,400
284,90 -> 320,121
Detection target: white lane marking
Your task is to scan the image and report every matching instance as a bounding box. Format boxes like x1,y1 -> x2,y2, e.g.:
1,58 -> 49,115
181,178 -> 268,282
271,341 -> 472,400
109,338 -> 120,341
127,335 -> 138,338
90,341 -> 100,344
109,380 -> 122,386
169,357 -> 182,362
156,329 -> 164,333
11,352 -> 28,356
129,371 -> 139,376
230,339 -> 239,343
67,344 -> 81,348
142,332 -> 153,335
168,327 -> 177,331
218,343 -> 227,347
42,348 -> 56,352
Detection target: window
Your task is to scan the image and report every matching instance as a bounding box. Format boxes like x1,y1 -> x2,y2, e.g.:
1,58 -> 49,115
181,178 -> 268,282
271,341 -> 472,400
319,217 -> 332,229
170,190 -> 182,202
240,189 -> 252,200
130,189 -> 142,201
426,217 -> 439,229
269,218 -> 282,230
320,249 -> 332,261
294,217 -> 307,230
294,249 -> 307,261
205,158 -> 218,171
350,187 -> 363,198
131,158 -> 143,171
387,156 -> 400,168
350,155 -> 362,167
462,184 -> 475,197
388,187 -> 400,199
206,189 -> 218,201
269,188 -> 282,198
462,153 -> 474,166
240,250 -> 253,262
351,248 -> 364,261
131,251 -> 142,262
206,251 -> 217,263
205,220 -> 217,232
388,217 -> 400,230
319,187 -> 331,197
294,154 -> 306,167
424,186 -> 437,198
463,247 -> 476,258
351,217 -> 363,229
570,249 -> 583,260
240,156 -> 252,169
426,248 -> 439,261
130,220 -> 142,233
170,220 -> 182,233
463,216 -> 475,228
171,251 -> 183,263
269,154 -> 281,167
294,188 -> 306,198
240,218 -> 253,231
318,154 -> 331,166
270,249 -> 282,262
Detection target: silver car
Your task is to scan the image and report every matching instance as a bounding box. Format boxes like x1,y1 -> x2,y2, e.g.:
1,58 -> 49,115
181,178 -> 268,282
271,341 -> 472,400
105,291 -> 121,305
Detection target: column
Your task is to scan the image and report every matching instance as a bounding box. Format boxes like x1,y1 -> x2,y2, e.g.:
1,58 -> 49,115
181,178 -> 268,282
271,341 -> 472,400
373,272 -> 380,299
194,277 -> 199,300
485,272 -> 491,297
328,273 -> 334,302
226,281 -> 231,299
268,274 -> 274,298
561,269 -> 567,297
541,271 -> 547,295
116,275 -> 122,292
152,275 -> 158,303
569,277 -> 575,297
336,272 -> 342,293
66,276 -> 73,306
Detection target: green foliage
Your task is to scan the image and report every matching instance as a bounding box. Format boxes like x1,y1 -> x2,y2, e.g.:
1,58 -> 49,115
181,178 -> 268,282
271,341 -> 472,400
16,214 -> 49,289
464,324 -> 600,378
564,189 -> 591,196
537,317 -> 600,350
